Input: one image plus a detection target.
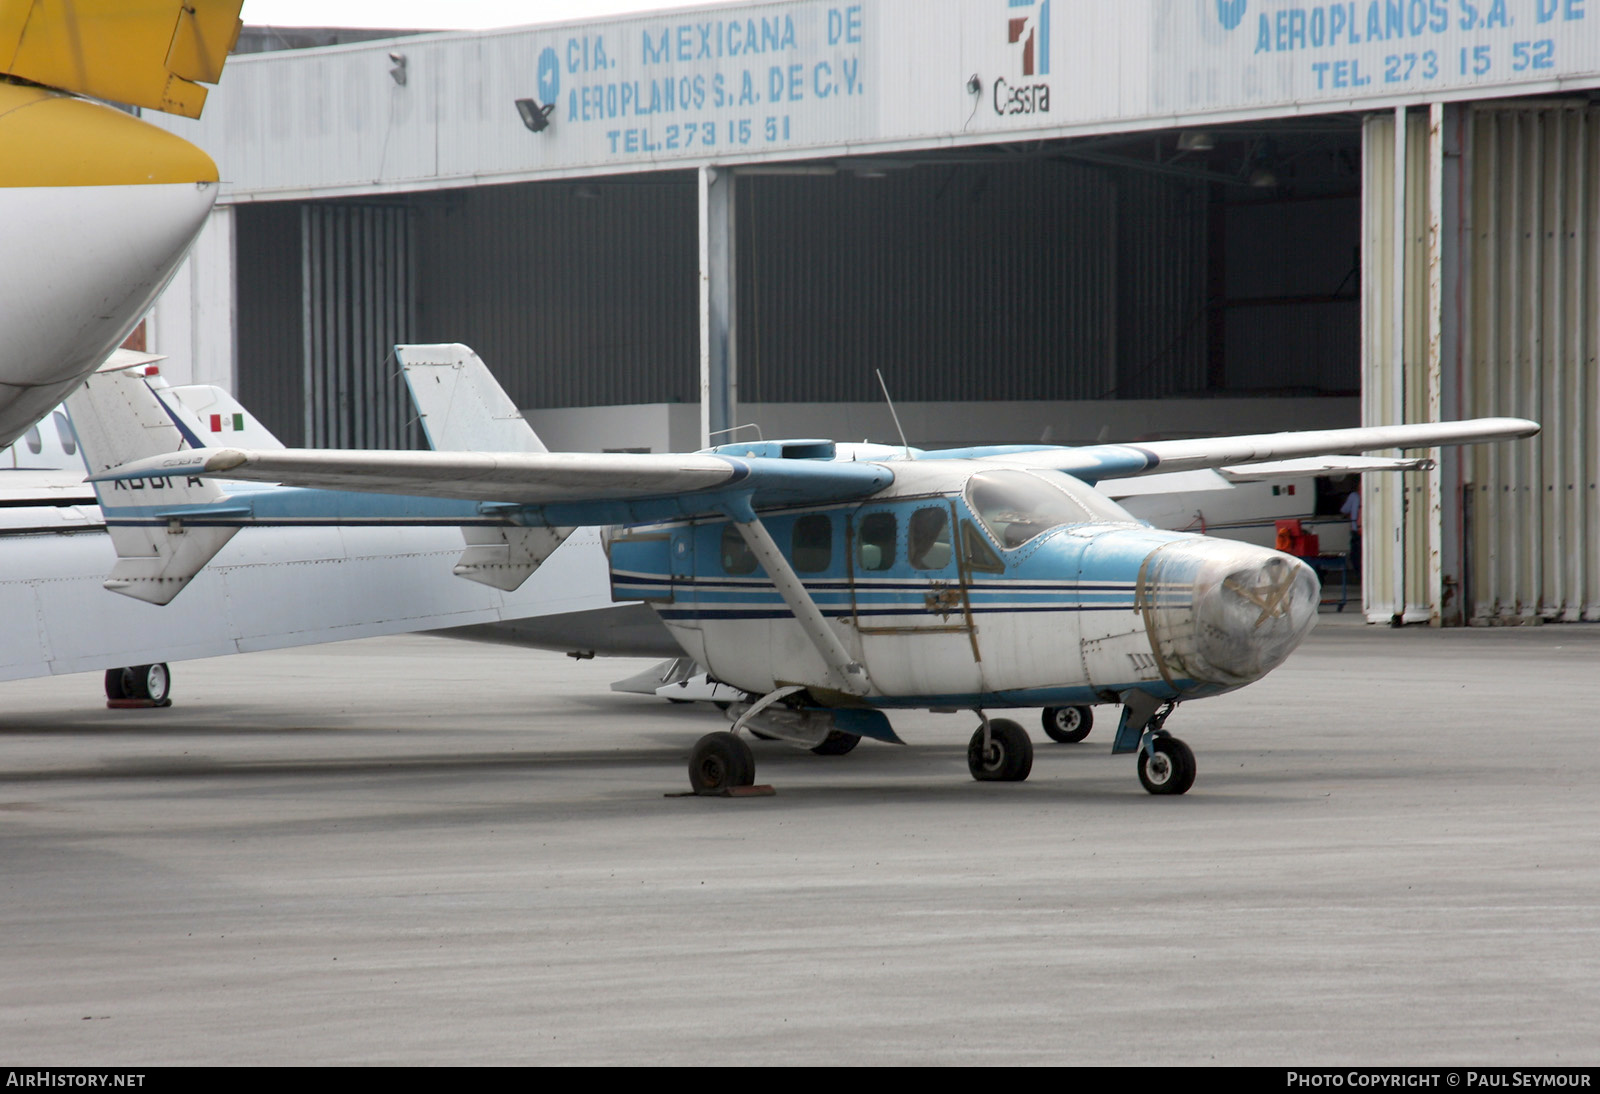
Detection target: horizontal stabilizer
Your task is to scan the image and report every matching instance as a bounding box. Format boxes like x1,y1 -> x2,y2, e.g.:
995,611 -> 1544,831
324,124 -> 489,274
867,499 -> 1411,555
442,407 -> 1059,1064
97,350 -> 167,374
0,0 -> 244,119
453,524 -> 569,591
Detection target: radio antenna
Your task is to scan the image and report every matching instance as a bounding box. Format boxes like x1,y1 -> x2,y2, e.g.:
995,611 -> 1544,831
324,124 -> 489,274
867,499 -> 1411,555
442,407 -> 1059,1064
874,369 -> 911,459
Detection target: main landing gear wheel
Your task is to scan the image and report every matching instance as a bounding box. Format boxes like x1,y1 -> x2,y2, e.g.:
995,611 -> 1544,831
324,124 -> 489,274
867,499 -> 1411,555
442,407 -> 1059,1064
1137,735 -> 1196,796
810,730 -> 861,756
1041,705 -> 1093,744
105,664 -> 171,704
967,718 -> 1033,782
689,731 -> 756,794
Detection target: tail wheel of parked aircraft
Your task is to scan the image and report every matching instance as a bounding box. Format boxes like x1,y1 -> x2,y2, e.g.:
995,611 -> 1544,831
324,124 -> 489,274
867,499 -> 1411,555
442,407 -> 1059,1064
810,731 -> 861,756
1137,735 -> 1196,796
1041,705 -> 1094,744
689,731 -> 756,794
105,663 -> 171,704
967,718 -> 1033,782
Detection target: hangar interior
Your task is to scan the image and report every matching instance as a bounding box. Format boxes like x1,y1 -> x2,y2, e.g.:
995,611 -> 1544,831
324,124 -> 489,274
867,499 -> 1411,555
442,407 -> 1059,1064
231,117 -> 1364,453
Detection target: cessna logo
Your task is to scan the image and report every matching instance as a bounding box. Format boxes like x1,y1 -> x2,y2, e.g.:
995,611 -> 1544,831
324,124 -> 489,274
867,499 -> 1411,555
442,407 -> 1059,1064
993,0 -> 1051,117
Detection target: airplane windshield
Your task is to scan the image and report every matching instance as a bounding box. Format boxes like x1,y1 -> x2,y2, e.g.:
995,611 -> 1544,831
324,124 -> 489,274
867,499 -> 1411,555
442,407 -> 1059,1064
966,469 -> 1131,549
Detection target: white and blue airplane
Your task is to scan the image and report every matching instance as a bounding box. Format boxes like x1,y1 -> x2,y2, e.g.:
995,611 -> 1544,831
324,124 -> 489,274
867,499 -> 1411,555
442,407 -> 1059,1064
85,347 -> 1538,796
0,357 -> 623,698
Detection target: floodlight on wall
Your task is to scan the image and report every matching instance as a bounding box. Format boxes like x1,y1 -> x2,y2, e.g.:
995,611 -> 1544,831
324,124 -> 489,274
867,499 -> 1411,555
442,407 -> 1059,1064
1176,130 -> 1214,152
1247,137 -> 1279,188
388,52 -> 407,87
515,98 -> 554,133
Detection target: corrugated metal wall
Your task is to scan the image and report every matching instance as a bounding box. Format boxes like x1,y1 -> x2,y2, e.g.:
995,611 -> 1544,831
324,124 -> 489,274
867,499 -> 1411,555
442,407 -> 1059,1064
232,152 -> 1360,438
1362,109 -> 1437,624
1365,100 -> 1598,625
1224,196 -> 1361,393
1113,170 -> 1211,399
1461,103 -> 1600,623
736,160 -> 1208,403
235,202 -> 420,448
236,203 -> 306,445
413,177 -> 701,410
301,204 -> 419,449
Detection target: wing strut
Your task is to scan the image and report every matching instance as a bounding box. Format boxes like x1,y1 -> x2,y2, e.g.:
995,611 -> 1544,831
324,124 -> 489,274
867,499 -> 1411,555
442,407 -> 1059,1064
724,505 -> 872,697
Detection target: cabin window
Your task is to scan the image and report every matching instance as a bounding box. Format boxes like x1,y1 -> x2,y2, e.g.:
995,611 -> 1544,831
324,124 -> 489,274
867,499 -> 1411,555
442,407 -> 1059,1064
720,524 -> 758,575
791,514 -> 832,573
961,520 -> 1005,573
52,412 -> 76,457
966,469 -> 1127,549
856,512 -> 896,572
908,507 -> 952,571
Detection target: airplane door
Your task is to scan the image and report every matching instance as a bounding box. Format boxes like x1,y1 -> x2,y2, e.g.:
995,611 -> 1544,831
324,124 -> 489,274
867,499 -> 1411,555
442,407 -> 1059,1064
847,500 -> 985,698
607,525 -> 692,606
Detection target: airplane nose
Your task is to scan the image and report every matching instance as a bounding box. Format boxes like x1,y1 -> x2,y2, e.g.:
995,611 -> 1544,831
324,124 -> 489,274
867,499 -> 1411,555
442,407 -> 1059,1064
1190,547 -> 1320,683
0,86 -> 218,446
0,86 -> 220,188
1139,538 -> 1320,690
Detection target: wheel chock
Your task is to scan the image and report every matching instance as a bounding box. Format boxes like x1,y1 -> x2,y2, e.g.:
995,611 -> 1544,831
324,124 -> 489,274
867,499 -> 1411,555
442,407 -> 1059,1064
106,698 -> 173,709
664,784 -> 777,798
725,784 -> 775,797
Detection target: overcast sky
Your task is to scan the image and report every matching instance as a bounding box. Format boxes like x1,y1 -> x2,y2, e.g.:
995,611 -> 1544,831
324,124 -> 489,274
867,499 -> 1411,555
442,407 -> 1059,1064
239,1 -> 729,31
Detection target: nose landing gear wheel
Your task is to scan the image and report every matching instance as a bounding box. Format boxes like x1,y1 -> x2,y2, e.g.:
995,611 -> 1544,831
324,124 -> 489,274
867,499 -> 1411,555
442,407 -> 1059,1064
1137,735 -> 1195,795
1041,705 -> 1093,743
689,731 -> 757,794
967,718 -> 1033,782
810,730 -> 861,756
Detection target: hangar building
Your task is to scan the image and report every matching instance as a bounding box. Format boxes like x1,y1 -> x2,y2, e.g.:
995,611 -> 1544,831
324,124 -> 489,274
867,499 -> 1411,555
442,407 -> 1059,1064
146,0 -> 1600,627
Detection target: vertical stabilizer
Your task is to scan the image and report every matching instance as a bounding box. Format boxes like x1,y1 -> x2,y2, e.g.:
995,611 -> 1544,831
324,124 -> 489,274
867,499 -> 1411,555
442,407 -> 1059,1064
397,343 -> 548,453
65,365 -> 239,605
162,383 -> 286,450
397,343 -> 568,590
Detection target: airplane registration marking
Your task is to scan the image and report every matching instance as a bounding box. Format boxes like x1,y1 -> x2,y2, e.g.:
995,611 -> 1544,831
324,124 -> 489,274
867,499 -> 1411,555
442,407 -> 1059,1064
110,475 -> 206,491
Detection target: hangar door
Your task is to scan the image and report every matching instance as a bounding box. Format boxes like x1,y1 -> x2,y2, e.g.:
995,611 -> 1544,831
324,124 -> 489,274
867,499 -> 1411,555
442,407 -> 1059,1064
1364,102 -> 1599,625
236,202 -> 418,449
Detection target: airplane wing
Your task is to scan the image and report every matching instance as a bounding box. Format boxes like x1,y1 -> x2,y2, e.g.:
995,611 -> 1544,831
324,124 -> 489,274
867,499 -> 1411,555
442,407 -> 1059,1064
0,1 -> 243,118
93,418 -> 1534,522
980,418 -> 1539,482
1098,456 -> 1433,499
90,447 -> 896,524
